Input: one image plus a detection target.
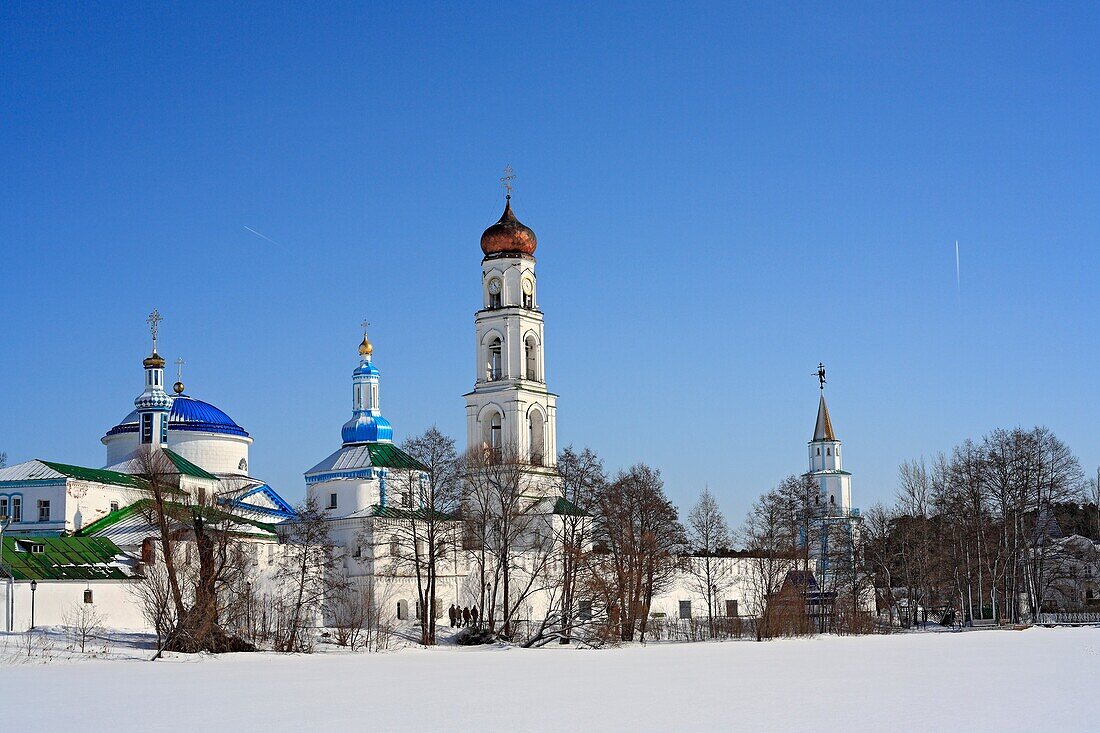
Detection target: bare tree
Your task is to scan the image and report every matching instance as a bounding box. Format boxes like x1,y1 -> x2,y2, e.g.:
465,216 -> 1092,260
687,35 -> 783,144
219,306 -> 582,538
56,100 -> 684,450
684,487 -> 733,636
65,602 -> 105,654
127,543 -> 178,646
739,486 -> 800,640
862,503 -> 899,625
546,446 -> 603,644
462,444 -> 556,640
275,496 -> 345,652
379,427 -> 461,645
587,463 -> 684,642
129,446 -> 257,654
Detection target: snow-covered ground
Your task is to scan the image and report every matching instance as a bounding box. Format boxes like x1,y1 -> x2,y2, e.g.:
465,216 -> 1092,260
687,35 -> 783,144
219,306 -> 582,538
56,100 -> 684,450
2,627 -> 1096,732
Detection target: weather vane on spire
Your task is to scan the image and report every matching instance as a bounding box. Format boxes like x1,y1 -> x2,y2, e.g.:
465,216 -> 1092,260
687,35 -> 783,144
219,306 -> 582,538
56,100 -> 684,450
814,362 -> 827,391
147,309 -> 163,352
500,165 -> 515,198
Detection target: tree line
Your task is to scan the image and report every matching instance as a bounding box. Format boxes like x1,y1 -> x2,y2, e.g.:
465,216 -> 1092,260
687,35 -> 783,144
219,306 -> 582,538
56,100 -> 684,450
123,423 -> 1099,655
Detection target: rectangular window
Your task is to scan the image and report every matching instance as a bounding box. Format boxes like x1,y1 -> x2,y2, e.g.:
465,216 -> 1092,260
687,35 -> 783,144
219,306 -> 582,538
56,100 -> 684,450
161,415 -> 169,444
30,543 -> 44,554
38,500 -> 51,523
390,540 -> 400,557
578,600 -> 593,621
725,599 -> 738,617
0,497 -> 7,519
12,497 -> 21,522
109,501 -> 119,513
84,589 -> 94,604
328,493 -> 338,509
141,413 -> 153,444
679,600 -> 692,620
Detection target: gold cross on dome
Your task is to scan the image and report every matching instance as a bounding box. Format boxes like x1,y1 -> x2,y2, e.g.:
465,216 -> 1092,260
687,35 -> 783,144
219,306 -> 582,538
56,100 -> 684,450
361,319 -> 370,335
500,165 -> 515,197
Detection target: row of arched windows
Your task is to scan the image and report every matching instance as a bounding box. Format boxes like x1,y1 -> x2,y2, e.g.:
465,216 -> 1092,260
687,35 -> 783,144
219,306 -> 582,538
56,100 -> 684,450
484,334 -> 541,382
480,408 -> 546,465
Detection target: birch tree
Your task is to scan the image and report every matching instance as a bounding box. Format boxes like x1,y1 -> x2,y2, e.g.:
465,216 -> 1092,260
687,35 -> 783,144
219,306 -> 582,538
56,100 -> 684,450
684,487 -> 733,636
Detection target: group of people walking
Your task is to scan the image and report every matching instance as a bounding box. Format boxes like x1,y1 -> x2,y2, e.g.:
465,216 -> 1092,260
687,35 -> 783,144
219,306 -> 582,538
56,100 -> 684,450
448,604 -> 479,628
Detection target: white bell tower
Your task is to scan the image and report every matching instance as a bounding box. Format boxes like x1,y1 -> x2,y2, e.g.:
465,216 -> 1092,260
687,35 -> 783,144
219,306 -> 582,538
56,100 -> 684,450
464,180 -> 557,489
807,363 -> 852,512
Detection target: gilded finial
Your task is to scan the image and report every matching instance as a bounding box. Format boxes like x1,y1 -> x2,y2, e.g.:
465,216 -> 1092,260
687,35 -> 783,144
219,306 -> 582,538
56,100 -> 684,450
173,357 -> 185,394
359,320 -> 373,357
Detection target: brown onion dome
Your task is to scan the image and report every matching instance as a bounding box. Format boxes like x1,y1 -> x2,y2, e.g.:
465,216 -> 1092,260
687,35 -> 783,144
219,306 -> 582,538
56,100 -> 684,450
480,196 -> 537,256
143,351 -> 166,368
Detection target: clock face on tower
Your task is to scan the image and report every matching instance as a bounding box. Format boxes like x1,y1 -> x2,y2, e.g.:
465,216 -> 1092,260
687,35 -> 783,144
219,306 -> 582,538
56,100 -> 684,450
521,278 -> 533,295
487,278 -> 502,295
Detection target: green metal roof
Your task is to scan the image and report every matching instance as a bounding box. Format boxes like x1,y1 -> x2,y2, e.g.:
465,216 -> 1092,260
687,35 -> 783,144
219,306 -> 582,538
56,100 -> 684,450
366,443 -> 428,471
1,536 -> 134,581
366,504 -> 458,521
76,499 -> 277,539
163,449 -> 219,481
553,496 -> 589,517
38,460 -> 143,488
73,501 -> 146,537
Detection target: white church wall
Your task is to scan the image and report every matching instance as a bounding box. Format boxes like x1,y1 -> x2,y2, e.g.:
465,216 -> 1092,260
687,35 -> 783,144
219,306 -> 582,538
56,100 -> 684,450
308,477 -> 381,520
1,579 -> 148,632
651,558 -> 765,621
169,432 -> 251,475
103,432 -> 139,467
2,480 -> 133,536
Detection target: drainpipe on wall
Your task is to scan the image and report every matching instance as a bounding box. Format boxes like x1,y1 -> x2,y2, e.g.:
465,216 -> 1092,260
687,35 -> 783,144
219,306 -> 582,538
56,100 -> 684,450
1,516 -> 12,632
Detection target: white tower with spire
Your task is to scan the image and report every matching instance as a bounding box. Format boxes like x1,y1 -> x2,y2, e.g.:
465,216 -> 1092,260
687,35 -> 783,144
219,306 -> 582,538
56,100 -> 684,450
463,180 -> 557,489
807,363 -> 852,512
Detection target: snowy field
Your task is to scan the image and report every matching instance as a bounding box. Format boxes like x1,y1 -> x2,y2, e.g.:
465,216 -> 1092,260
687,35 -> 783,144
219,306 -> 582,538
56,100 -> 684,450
2,627 -> 1096,732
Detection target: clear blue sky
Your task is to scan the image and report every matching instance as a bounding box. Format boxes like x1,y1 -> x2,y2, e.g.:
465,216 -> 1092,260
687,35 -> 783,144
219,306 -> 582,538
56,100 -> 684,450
3,3 -> 1099,522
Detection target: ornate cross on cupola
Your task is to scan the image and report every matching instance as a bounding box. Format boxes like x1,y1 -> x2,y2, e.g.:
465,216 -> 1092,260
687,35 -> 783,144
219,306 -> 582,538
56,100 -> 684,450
500,165 -> 515,198
174,357 -> 186,395
358,319 -> 373,359
147,309 -> 163,353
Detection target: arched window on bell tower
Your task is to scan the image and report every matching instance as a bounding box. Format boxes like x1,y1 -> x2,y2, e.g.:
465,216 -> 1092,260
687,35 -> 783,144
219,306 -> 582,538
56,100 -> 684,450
528,409 -> 545,466
524,334 -> 539,381
481,410 -> 503,460
487,337 -> 502,381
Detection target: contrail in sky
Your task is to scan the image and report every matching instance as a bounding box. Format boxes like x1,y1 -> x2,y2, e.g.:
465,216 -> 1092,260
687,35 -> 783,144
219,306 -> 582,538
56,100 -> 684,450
243,225 -> 285,249
955,240 -> 960,294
